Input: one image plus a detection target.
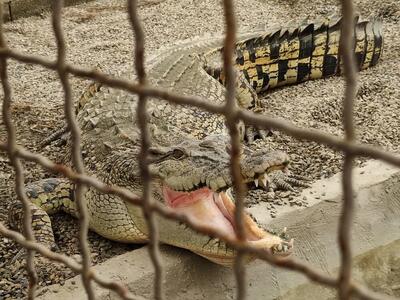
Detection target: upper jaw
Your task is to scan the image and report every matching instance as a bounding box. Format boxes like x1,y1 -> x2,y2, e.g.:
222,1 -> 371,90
158,150 -> 290,193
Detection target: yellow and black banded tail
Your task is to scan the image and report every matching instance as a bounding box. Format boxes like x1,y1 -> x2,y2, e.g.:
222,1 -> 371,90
234,16 -> 383,92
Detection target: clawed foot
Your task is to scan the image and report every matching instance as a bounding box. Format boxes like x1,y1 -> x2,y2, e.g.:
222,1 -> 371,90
266,226 -> 290,239
268,227 -> 294,255
244,125 -> 273,144
246,225 -> 294,258
39,126 -> 69,148
252,169 -> 310,195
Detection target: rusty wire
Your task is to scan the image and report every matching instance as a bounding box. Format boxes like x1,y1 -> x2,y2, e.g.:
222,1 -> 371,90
51,0 -> 95,298
0,0 -> 398,299
127,0 -> 164,299
220,1 -> 247,300
337,0 -> 359,299
0,3 -> 38,299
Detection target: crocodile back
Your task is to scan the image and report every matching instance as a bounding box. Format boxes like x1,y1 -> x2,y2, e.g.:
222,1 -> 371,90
77,17 -> 383,152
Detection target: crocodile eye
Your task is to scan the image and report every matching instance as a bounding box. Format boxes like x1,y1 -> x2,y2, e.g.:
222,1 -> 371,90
171,148 -> 186,159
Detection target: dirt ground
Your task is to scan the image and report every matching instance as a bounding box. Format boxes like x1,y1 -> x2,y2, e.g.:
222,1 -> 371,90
0,0 -> 399,298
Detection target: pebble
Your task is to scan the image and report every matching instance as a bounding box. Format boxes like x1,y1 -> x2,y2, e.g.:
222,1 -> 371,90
391,284 -> 400,290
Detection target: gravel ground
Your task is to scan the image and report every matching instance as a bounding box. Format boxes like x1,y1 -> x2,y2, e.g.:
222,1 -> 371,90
0,0 -> 399,298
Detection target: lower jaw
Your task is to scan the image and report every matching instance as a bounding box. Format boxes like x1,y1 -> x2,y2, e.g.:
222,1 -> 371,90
162,186 -> 291,265
194,250 -> 242,266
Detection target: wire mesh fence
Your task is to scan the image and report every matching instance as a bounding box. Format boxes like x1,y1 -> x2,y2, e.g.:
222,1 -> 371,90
0,0 -> 399,299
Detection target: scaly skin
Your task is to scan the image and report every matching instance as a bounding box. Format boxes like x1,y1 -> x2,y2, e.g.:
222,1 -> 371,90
9,16 -> 382,265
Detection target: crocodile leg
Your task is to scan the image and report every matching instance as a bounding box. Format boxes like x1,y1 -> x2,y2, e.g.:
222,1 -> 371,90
8,177 -> 150,248
9,201 -> 56,249
203,64 -> 271,143
8,178 -> 74,249
203,64 -> 260,109
39,125 -> 69,148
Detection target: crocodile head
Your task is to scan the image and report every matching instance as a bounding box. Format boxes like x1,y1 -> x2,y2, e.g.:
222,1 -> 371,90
143,134 -> 293,265
87,114 -> 293,265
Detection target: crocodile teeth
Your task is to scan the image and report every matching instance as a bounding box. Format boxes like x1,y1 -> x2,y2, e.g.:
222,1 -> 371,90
263,174 -> 267,187
226,187 -> 233,199
254,179 -> 259,187
258,174 -> 267,187
193,175 -> 201,188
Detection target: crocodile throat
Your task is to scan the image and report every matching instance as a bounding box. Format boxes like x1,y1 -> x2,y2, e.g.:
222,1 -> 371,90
163,186 -> 274,242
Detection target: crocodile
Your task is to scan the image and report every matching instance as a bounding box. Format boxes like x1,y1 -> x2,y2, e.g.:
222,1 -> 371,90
8,16 -> 382,266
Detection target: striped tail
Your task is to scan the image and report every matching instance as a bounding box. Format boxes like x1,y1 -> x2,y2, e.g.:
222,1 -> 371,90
234,16 -> 383,92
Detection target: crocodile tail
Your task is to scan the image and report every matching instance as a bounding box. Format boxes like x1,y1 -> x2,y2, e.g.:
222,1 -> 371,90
354,18 -> 383,71
234,16 -> 383,92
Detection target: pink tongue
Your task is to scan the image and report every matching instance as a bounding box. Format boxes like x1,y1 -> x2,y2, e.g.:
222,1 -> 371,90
162,186 -> 236,238
163,186 -> 210,208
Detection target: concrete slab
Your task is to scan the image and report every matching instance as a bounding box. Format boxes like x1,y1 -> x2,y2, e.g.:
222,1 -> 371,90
282,239 -> 400,299
37,160 -> 400,299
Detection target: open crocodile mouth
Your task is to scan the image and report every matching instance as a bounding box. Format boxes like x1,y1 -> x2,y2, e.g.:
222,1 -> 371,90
162,185 -> 293,264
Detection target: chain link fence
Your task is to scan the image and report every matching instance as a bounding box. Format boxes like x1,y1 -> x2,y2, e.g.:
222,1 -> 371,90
0,0 -> 399,299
